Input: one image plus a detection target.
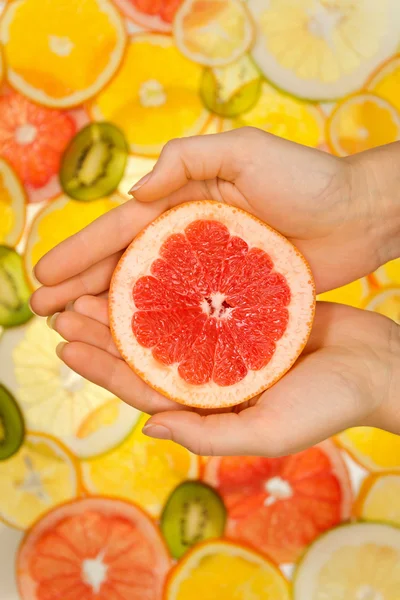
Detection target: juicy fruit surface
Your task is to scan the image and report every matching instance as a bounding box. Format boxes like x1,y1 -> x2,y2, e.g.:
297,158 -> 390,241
132,219 -> 290,387
0,384 -> 25,461
0,246 -> 33,328
203,442 -> 352,563
115,0 -> 183,27
17,497 -> 171,600
0,158 -> 25,246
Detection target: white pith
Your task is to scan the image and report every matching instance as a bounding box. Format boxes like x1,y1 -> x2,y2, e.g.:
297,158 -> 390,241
110,202 -> 315,408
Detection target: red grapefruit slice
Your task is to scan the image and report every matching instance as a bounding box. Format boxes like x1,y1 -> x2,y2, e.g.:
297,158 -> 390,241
114,0 -> 183,31
110,201 -> 315,408
203,440 -> 353,563
17,496 -> 171,600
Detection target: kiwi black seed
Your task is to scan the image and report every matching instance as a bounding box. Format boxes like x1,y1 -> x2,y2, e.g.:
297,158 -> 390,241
160,481 -> 226,559
0,246 -> 33,328
0,384 -> 25,461
60,122 -> 129,201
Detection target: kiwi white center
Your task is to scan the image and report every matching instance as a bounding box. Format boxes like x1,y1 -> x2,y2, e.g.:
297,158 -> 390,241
264,476 -> 293,506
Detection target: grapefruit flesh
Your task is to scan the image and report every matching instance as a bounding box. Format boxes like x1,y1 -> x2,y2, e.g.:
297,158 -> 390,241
203,441 -> 353,563
114,0 -> 183,31
109,202 -> 315,408
17,497 -> 171,600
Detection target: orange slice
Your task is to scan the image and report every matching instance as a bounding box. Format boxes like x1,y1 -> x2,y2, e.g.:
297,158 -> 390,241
17,497 -> 171,600
91,33 -> 210,156
327,93 -> 400,156
354,472 -> 400,526
367,54 -> 400,113
0,0 -> 126,108
173,0 -> 255,67
337,427 -> 400,472
0,158 -> 26,247
166,540 -> 290,600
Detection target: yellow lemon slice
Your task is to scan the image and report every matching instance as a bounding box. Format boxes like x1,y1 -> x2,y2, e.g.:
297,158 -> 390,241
318,278 -> 368,308
174,0 -> 254,68
294,523 -> 400,599
25,193 -> 123,288
0,432 -> 80,529
166,540 -> 290,600
222,80 -> 324,147
82,413 -> 200,517
327,93 -> 400,156
0,0 -> 126,108
355,473 -> 400,526
337,427 -> 400,472
367,54 -> 400,113
374,258 -> 400,287
0,158 -> 26,247
364,286 -> 400,323
248,0 -> 400,101
91,33 -> 210,156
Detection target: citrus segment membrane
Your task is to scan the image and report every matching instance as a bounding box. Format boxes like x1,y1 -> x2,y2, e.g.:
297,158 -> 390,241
110,202 -> 315,408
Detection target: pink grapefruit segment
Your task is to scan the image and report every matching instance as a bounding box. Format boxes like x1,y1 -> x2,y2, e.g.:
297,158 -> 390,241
203,441 -> 353,563
17,497 -> 171,600
109,202 -> 315,408
114,0 -> 183,31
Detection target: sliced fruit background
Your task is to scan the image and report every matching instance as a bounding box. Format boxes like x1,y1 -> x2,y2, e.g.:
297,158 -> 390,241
0,0 -> 399,597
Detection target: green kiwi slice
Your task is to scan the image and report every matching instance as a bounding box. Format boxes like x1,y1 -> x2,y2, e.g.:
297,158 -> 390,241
200,55 -> 262,118
161,481 -> 226,558
0,384 -> 25,460
60,122 -> 129,201
0,246 -> 33,328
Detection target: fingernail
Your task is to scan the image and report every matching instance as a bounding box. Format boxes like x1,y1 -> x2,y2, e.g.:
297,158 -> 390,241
142,424 -> 171,440
28,297 -> 38,316
128,171 -> 152,194
46,312 -> 60,330
56,342 -> 67,358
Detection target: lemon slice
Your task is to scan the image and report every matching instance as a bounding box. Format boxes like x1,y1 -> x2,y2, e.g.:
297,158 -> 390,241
364,286 -> 400,323
374,259 -> 400,287
293,523 -> 400,599
166,540 -> 290,600
337,427 -> 400,472
0,158 -> 26,247
174,0 -> 255,68
91,33 -> 210,156
327,93 -> 400,156
367,55 -> 400,112
248,0 -> 400,101
355,473 -> 400,526
0,0 -> 126,107
318,278 -> 368,308
82,413 -> 200,517
0,432 -> 80,529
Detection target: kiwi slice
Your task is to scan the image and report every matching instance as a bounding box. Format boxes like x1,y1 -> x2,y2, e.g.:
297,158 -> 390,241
161,481 -> 226,558
60,122 -> 129,201
0,246 -> 33,328
0,384 -> 25,461
200,55 -> 262,118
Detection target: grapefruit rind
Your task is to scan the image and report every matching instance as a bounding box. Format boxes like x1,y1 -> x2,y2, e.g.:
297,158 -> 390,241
109,201 -> 315,408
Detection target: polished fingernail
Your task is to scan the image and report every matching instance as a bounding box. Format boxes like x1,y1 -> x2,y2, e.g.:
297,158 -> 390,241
128,171 -> 152,194
142,424 -> 171,440
46,313 -> 60,330
56,342 -> 67,358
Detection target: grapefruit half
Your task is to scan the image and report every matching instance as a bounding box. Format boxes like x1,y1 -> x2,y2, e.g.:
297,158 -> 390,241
109,201 -> 315,408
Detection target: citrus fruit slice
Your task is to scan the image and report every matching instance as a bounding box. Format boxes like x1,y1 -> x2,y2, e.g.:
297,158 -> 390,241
25,193 -> 123,288
161,481 -> 226,559
60,122 -> 129,201
375,258 -> 400,287
82,413 -> 200,517
166,539 -> 290,600
0,246 -> 33,328
355,473 -> 400,526
0,90 -> 79,198
91,33 -> 210,156
337,427 -> 400,472
0,383 -> 25,461
203,441 -> 352,563
174,0 -> 254,68
17,496 -> 171,600
222,81 -> 324,148
318,278 -> 368,308
110,201 -> 315,408
0,432 -> 80,529
200,54 -> 262,118
293,522 -> 400,599
248,0 -> 400,101
0,318 -> 118,456
364,286 -> 400,323
114,0 -> 184,32
367,54 -> 400,112
0,158 -> 25,246
327,93 -> 400,156
0,0 -> 126,108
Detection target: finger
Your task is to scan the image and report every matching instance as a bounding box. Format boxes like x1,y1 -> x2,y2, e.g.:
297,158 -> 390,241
31,252 -> 122,316
34,197 -> 169,286
57,341 -> 180,415
50,311 -> 120,358
71,295 -> 110,326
